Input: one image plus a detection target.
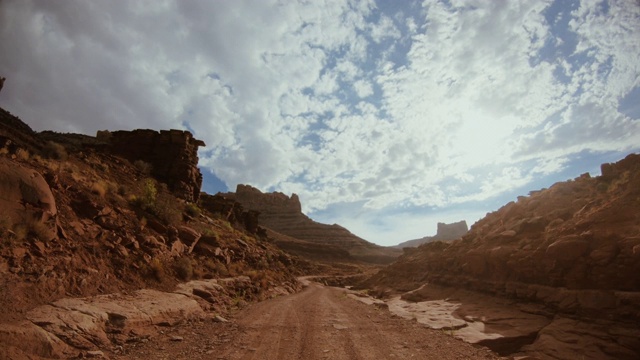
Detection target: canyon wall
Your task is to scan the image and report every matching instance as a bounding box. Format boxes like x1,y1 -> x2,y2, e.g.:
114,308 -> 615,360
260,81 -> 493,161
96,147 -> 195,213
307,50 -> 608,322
364,154 -> 640,358
394,220 -> 469,248
226,184 -> 401,263
106,129 -> 205,203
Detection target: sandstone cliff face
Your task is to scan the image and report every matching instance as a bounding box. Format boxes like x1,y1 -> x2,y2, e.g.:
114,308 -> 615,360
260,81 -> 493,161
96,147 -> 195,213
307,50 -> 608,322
0,107 -> 303,358
0,158 -> 58,242
106,129 -> 205,203
432,220 -> 468,241
394,220 -> 469,248
227,184 -> 401,263
364,154 -> 640,358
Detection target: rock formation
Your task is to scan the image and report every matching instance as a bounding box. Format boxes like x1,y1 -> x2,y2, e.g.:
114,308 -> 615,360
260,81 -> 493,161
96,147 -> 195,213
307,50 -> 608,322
225,184 -> 402,263
0,106 -> 303,358
363,154 -> 640,359
104,129 -> 205,202
199,192 -> 262,235
394,220 -> 469,248
0,158 -> 58,242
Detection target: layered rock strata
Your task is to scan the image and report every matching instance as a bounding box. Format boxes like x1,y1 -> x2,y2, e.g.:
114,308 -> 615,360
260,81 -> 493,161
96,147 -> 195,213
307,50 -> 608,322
394,220 -> 469,248
105,129 -> 205,202
226,184 -> 401,263
364,154 -> 640,359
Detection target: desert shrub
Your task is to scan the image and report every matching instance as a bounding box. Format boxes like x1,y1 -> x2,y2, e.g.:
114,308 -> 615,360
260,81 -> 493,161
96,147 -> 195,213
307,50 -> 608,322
139,178 -> 157,209
185,203 -> 201,218
216,262 -> 229,276
134,160 -> 153,175
227,262 -> 247,277
93,162 -> 108,172
45,161 -> 61,172
91,181 -> 107,197
152,192 -> 182,226
130,179 -> 182,226
43,141 -> 68,160
106,181 -> 118,194
222,221 -> 233,231
149,258 -> 166,281
15,148 -> 29,161
62,162 -> 77,173
202,227 -> 216,237
203,259 -> 227,276
175,257 -> 193,281
12,217 -> 53,242
0,215 -> 15,245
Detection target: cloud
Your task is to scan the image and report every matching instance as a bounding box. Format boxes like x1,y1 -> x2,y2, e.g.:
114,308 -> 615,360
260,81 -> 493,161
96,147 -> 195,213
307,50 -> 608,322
353,79 -> 374,98
0,0 -> 638,245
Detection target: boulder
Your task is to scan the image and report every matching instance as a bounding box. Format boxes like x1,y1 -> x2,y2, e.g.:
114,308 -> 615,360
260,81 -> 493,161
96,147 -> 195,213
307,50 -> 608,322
0,158 -> 57,241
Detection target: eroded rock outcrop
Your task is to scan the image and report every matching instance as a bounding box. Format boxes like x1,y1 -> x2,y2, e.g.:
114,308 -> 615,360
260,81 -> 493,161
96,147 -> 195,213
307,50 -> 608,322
0,276 -> 294,359
0,157 -> 58,242
394,220 -> 469,249
105,129 -> 205,202
364,154 -> 640,359
199,193 -> 262,235
226,184 -> 401,263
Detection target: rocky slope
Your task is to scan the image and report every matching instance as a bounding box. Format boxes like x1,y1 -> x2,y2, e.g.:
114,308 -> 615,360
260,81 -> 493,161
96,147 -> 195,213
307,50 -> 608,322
393,220 -> 469,248
0,107 -> 303,358
362,154 -> 640,359
222,184 -> 402,264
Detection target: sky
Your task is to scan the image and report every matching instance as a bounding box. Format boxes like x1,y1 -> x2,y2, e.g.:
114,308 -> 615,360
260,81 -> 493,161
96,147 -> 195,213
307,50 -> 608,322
0,0 -> 639,246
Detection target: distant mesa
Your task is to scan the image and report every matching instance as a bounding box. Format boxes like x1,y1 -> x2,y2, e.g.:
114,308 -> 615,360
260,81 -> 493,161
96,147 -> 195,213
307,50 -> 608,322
222,184 -> 402,264
394,220 -> 468,249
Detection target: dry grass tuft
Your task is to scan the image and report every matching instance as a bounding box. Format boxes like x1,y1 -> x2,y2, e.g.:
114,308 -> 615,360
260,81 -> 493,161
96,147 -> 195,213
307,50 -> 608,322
134,160 -> 153,175
44,141 -> 68,160
15,148 -> 29,161
175,257 -> 193,281
91,181 -> 107,197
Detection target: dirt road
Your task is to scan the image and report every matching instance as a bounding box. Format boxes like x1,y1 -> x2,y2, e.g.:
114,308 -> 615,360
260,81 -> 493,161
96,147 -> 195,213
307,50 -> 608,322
119,283 -> 500,360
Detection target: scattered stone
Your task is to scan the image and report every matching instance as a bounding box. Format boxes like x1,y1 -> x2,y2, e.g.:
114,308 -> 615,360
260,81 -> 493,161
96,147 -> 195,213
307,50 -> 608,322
86,350 -> 105,358
170,336 -> 184,342
213,315 -> 229,323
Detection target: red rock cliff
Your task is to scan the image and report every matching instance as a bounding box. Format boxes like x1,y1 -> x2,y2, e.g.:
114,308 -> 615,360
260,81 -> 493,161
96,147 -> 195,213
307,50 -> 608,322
106,129 -> 205,202
367,153 -> 640,321
226,184 -> 401,263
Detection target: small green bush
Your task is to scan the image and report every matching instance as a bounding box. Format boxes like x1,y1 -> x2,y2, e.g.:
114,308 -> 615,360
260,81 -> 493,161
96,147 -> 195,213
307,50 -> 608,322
175,257 -> 193,281
137,178 -> 157,209
149,258 -> 166,281
134,160 -> 153,175
43,141 -> 68,160
185,203 -> 201,218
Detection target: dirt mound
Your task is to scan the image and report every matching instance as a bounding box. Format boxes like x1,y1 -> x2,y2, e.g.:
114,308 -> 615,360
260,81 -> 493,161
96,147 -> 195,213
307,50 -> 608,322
362,154 -> 640,359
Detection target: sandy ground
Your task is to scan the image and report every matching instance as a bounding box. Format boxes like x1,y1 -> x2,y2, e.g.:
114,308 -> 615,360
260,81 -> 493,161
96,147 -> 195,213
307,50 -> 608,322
116,283 -> 501,360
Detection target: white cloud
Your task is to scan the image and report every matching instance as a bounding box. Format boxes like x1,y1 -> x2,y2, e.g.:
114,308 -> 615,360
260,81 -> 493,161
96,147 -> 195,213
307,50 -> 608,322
353,79 -> 374,98
1,0 -> 638,245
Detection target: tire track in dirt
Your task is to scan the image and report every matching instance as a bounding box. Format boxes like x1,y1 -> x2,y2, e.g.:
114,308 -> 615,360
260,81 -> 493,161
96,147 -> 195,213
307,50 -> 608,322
215,283 -> 501,360
117,282 -> 501,359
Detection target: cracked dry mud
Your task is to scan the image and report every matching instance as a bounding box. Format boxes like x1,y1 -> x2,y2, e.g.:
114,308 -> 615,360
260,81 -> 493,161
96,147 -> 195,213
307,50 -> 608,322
119,283 -> 500,360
